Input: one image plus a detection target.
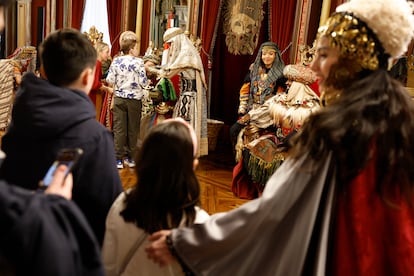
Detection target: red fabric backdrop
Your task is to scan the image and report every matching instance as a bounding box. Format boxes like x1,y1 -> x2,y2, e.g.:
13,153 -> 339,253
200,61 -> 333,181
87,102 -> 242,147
140,1 -> 152,55
269,0 -> 297,64
106,0 -> 122,56
204,0 -> 297,127
200,0 -> 223,81
56,0 -> 64,29
31,0 -> 47,47
71,0 -> 85,29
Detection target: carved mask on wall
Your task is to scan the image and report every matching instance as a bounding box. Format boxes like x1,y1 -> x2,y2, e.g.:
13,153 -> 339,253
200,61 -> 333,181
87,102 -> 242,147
223,0 -> 265,55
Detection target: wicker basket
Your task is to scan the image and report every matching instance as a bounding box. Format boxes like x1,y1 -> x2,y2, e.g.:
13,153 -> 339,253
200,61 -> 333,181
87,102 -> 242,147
207,119 -> 224,151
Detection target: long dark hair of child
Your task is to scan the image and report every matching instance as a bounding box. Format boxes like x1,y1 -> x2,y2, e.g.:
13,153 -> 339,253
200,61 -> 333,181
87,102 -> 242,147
120,120 -> 200,233
291,69 -> 414,205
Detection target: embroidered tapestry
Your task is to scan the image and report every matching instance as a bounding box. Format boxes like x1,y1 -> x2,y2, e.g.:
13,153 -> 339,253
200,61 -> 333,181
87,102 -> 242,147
223,0 -> 266,55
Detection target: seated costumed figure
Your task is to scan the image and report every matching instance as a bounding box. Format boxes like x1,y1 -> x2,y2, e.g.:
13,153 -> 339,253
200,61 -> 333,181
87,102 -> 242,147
233,62 -> 320,199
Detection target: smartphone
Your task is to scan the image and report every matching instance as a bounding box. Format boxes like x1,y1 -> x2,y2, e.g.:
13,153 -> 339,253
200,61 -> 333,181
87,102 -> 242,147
39,148 -> 83,188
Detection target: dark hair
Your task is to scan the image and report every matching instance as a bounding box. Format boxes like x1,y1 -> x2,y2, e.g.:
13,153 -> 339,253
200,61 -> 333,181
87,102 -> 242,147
0,0 -> 13,6
120,120 -> 200,233
291,69 -> 414,204
39,28 -> 97,86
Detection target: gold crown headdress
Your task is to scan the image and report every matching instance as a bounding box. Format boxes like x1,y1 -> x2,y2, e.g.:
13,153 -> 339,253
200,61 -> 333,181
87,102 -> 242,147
336,0 -> 414,60
317,12 -> 385,72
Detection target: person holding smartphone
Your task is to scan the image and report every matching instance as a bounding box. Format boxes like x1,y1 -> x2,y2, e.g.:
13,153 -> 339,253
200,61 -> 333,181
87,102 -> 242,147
0,162 -> 104,275
0,1 -> 103,275
0,27 -> 123,246
43,162 -> 74,199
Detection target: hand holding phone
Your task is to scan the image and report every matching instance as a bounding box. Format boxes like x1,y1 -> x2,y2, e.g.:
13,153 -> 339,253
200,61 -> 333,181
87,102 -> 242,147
44,165 -> 74,199
39,148 -> 83,189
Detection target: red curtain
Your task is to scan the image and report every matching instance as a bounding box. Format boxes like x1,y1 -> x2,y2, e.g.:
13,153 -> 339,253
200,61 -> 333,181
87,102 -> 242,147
31,0 -> 47,47
269,0 -> 297,64
200,0 -> 223,80
107,0 -> 122,56
208,0 -> 298,126
56,0 -> 64,29
140,1 -> 152,55
71,0 -> 85,29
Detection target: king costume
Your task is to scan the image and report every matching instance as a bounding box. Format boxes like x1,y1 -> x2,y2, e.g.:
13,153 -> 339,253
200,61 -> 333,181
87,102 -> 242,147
156,0 -> 414,275
159,27 -> 208,157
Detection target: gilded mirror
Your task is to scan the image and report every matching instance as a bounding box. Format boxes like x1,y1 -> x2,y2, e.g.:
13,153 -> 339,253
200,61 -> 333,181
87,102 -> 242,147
149,0 -> 189,49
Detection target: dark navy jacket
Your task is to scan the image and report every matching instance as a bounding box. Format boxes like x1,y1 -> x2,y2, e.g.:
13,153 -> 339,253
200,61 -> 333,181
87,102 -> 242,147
0,73 -> 123,245
0,181 -> 104,275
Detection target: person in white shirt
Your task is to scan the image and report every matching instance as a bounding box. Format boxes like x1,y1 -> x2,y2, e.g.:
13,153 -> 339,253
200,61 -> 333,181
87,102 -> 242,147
106,31 -> 149,169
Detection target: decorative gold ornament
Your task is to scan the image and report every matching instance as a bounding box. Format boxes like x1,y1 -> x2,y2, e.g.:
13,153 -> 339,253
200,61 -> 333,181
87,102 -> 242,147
155,102 -> 173,115
317,12 -> 382,72
84,26 -> 103,47
319,87 -> 341,107
298,43 -> 316,66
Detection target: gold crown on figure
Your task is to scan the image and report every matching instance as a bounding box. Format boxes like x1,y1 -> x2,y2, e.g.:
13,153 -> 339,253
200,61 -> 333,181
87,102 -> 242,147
318,13 -> 381,71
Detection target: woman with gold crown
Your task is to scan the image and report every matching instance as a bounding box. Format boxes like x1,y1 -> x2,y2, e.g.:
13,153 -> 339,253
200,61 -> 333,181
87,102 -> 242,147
146,0 -> 414,275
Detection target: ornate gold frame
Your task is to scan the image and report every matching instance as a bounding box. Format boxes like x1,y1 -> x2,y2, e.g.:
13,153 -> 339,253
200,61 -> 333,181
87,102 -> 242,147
148,0 -> 200,49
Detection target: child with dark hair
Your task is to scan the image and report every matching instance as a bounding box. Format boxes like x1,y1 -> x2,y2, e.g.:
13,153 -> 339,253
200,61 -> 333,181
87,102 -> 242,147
102,118 -> 209,276
0,28 -> 123,246
106,31 -> 149,169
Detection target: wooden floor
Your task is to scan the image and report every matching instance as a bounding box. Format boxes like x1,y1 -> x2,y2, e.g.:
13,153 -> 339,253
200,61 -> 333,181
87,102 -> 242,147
1,126 -> 249,215
118,145 -> 250,215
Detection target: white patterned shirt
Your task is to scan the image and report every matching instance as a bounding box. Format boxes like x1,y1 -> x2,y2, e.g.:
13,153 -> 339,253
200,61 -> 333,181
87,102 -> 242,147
106,55 -> 148,100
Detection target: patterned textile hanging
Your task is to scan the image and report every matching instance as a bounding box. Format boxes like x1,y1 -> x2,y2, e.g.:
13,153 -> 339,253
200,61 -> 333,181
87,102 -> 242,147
223,0 -> 266,55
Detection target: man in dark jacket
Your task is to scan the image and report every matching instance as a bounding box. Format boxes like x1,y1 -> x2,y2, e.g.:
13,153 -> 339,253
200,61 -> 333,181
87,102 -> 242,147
0,28 -> 123,245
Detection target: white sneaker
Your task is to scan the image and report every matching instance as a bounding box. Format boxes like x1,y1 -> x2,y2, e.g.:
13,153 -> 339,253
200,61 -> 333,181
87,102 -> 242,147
116,159 -> 124,169
124,158 -> 136,168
